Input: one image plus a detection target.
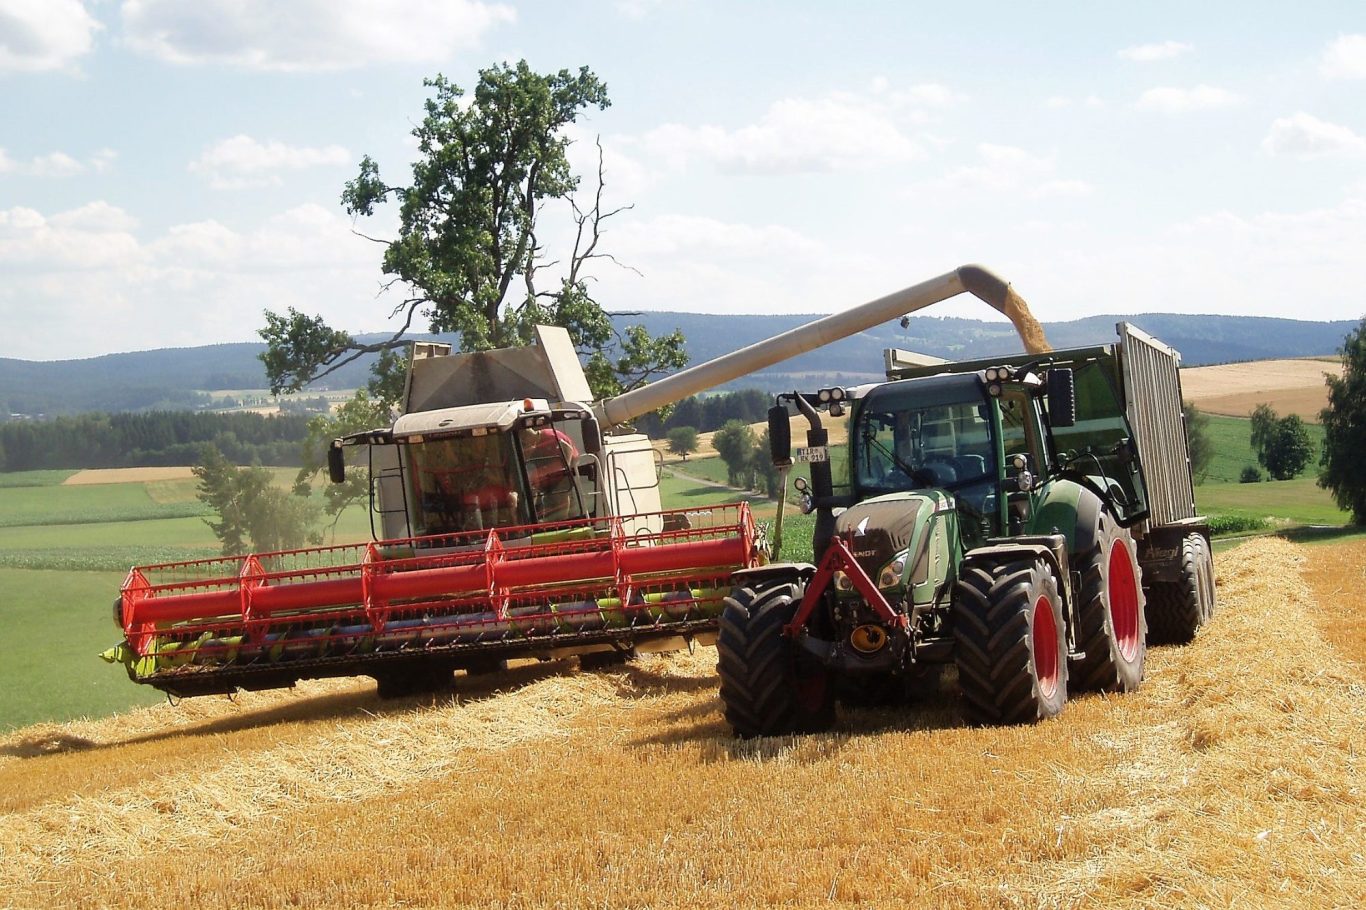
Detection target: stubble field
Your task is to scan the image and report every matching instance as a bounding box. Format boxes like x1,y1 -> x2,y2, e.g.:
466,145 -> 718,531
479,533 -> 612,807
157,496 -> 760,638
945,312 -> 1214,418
0,535 -> 1362,909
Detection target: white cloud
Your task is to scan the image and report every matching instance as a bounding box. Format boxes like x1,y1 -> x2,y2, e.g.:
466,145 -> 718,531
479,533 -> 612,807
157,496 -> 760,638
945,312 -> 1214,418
1135,85 -> 1241,113
1118,41 -> 1193,62
1320,34 -> 1366,80
0,0 -> 100,72
0,201 -> 389,359
120,0 -> 515,71
189,135 -> 351,189
1263,113 -> 1366,159
0,202 -> 142,269
634,90 -> 934,175
933,144 -> 1092,199
0,146 -> 118,177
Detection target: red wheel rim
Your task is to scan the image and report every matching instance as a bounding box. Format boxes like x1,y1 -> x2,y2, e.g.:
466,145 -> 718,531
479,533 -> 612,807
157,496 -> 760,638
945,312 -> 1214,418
1108,540 -> 1141,660
1032,594 -> 1059,699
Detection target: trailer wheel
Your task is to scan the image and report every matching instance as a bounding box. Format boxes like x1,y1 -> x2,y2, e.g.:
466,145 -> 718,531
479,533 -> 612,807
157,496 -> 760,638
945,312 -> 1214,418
716,582 -> 835,737
1070,511 -> 1146,692
1146,532 -> 1213,644
953,557 -> 1067,725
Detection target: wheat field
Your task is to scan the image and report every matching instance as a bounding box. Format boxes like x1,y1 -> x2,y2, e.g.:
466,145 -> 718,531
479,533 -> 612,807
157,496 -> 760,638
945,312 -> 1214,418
1,536 -> 1362,909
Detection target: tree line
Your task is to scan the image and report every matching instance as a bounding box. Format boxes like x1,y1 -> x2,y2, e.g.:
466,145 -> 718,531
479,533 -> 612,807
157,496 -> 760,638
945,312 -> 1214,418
0,411 -> 311,472
634,389 -> 772,438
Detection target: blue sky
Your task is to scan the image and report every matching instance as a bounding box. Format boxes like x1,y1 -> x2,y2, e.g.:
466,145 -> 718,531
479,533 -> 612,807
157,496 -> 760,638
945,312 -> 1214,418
1,1 -> 1364,361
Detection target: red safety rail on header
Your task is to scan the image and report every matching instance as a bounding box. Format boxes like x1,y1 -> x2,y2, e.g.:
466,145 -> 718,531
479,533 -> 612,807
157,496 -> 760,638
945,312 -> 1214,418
120,503 -> 758,659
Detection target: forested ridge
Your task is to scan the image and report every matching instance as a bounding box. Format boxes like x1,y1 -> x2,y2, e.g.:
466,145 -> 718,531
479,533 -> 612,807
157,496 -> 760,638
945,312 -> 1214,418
0,412 -> 310,472
2,312 -> 1355,417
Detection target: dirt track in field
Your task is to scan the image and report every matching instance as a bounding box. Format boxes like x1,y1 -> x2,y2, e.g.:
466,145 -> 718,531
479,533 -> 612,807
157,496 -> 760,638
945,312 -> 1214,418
1,536 -> 1363,908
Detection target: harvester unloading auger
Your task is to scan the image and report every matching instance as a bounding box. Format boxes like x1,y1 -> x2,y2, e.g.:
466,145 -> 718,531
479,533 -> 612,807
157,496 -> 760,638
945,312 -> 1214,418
102,265 -> 1052,699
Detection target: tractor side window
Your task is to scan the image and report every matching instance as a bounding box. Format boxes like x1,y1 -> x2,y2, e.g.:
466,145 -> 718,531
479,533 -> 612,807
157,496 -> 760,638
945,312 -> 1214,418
1048,361 -> 1149,522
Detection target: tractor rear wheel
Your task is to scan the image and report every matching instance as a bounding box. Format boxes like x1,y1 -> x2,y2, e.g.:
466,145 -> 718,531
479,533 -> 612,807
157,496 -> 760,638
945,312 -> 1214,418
1146,532 -> 1214,644
716,582 -> 835,737
1070,510 -> 1146,692
953,557 -> 1068,725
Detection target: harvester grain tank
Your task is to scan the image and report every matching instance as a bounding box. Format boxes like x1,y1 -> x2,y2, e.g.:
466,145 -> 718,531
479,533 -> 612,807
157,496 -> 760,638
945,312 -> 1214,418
717,322 -> 1215,734
102,265 -> 1073,699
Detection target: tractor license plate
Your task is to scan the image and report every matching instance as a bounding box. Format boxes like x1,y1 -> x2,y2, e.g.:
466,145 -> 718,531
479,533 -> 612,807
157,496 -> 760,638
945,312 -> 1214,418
796,446 -> 828,463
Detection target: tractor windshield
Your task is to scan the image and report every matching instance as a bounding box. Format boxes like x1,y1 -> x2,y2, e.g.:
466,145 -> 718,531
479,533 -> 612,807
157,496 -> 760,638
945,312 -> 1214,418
851,379 -> 997,515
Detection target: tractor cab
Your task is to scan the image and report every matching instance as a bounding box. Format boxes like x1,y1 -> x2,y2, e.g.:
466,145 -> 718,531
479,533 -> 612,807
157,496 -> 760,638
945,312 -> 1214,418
849,373 -> 1004,543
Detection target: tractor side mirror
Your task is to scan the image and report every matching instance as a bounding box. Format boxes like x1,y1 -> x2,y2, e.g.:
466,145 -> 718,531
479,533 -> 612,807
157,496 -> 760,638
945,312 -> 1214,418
327,443 -> 346,484
768,404 -> 792,466
1047,368 -> 1076,428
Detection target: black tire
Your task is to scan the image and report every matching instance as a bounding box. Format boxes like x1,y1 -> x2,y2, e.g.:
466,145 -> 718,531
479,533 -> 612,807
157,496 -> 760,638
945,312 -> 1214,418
1070,510 -> 1146,692
1147,532 -> 1214,644
716,582 -> 835,737
953,557 -> 1068,725
462,657 -> 509,677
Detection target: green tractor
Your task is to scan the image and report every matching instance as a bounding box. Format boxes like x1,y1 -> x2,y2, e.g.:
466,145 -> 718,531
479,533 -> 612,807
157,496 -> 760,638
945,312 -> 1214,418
717,324 -> 1212,734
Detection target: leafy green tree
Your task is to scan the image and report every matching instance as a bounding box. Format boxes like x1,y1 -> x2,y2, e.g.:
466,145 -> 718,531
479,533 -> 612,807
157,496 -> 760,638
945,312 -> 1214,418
712,420 -> 755,487
260,61 -> 686,401
1240,465 -> 1263,484
751,429 -> 782,499
1250,403 -> 1277,455
194,445 -> 320,555
1320,317 -> 1366,523
666,426 -> 699,461
1183,402 -> 1212,484
1254,410 -> 1314,481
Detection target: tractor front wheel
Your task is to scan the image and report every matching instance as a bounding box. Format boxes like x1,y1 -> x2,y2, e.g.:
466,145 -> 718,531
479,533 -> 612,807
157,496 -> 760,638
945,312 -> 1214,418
953,557 -> 1068,725
716,582 -> 835,737
1070,510 -> 1146,692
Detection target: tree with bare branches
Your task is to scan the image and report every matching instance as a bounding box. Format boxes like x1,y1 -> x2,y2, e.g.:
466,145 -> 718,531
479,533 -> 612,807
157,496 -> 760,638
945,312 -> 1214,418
259,60 -> 686,404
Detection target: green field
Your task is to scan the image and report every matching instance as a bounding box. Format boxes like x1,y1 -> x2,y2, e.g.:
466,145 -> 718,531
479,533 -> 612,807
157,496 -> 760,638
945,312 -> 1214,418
1,567 -> 165,729
1201,414 -> 1326,484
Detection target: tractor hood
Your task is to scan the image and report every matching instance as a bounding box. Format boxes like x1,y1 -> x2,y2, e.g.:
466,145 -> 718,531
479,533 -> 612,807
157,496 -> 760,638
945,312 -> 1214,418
835,494 -> 928,581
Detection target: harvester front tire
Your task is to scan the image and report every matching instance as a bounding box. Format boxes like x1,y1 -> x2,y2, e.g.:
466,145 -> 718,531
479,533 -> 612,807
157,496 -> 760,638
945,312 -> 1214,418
716,582 -> 835,737
953,557 -> 1067,725
1146,532 -> 1214,644
1070,511 -> 1146,692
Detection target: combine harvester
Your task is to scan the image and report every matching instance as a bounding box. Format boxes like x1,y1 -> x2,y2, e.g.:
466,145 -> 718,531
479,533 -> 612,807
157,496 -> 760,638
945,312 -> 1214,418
103,266 -> 1052,699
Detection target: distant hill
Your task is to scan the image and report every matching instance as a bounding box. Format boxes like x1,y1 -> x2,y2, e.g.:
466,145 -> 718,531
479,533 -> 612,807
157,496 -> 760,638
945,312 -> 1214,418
0,312 -> 1355,416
